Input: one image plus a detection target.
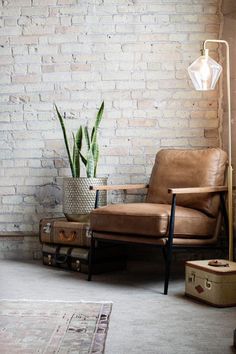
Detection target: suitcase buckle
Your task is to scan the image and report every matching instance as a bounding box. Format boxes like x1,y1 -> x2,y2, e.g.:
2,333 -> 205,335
48,254 -> 52,265
75,260 -> 80,271
205,278 -> 212,290
188,272 -> 195,283
86,226 -> 92,238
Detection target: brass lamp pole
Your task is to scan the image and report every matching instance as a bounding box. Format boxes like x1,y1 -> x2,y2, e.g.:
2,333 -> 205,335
188,39 -> 234,261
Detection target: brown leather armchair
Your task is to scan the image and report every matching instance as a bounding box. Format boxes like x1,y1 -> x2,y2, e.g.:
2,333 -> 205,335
88,148 -> 228,294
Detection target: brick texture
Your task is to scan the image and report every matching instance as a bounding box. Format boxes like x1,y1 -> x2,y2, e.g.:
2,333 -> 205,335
0,0 -> 221,233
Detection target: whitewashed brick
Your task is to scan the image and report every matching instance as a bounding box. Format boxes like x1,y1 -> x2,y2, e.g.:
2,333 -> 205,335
161,138 -> 189,147
29,45 -> 58,55
21,7 -> 49,16
10,36 -> 38,45
28,160 -> 41,168
0,187 -> 15,195
4,167 -> 29,176
0,0 -> 222,233
30,168 -> 57,177
0,26 -> 21,36
12,74 -> 40,84
5,0 -> 31,5
2,196 -> 23,204
25,83 -> 54,93
59,6 -> 87,15
61,43 -> 92,54
0,7 -> 21,17
33,0 -> 56,4
24,177 -> 53,186
0,177 -> 24,186
48,34 -> 77,44
0,214 -> 23,222
43,72 -> 71,82
72,72 -> 101,81
176,5 -> 202,13
15,55 -> 41,64
23,25 -> 55,36
26,121 -> 55,130
190,119 -> 218,128
15,140 -> 44,149
204,5 -> 218,14
13,150 -> 43,158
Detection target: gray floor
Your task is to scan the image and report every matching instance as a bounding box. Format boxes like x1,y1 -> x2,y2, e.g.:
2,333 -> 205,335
0,259 -> 236,354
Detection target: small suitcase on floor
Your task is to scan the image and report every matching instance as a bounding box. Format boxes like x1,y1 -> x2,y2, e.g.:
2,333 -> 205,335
185,259 -> 236,307
42,244 -> 126,274
40,218 -> 91,247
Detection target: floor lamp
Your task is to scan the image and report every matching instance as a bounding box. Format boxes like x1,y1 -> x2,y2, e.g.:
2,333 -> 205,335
188,39 -> 234,261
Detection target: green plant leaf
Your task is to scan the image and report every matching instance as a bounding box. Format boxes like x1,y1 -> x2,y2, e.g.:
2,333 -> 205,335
55,104 -> 74,177
80,152 -> 87,167
94,101 -> 104,130
72,132 -> 75,164
91,101 -> 104,144
84,126 -> 90,151
86,149 -> 95,178
91,127 -> 95,143
92,142 -> 99,177
72,132 -> 76,175
72,133 -> 80,177
75,126 -> 83,152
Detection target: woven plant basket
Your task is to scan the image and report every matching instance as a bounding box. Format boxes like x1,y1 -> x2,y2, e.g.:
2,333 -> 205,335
63,177 -> 107,222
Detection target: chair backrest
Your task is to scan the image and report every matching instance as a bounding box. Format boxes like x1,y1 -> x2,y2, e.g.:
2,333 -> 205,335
146,148 -> 227,217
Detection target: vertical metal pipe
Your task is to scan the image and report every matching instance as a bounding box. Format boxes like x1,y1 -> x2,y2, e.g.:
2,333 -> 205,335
204,39 -> 234,261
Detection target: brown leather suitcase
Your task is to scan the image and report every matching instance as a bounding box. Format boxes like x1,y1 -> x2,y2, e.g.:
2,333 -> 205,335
42,244 -> 126,274
40,218 -> 90,247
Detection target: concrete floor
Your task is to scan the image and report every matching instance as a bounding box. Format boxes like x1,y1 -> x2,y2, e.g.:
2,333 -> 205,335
0,259 -> 236,354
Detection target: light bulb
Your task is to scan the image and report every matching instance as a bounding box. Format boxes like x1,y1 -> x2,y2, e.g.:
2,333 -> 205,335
188,48 -> 222,91
199,57 -> 211,90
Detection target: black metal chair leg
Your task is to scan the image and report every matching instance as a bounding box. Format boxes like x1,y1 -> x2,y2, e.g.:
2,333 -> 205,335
88,190 -> 99,281
164,194 -> 176,295
88,233 -> 95,281
162,246 -> 167,261
164,254 -> 170,295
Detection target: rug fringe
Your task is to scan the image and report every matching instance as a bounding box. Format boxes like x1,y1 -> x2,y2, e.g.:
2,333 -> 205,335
0,299 -> 113,303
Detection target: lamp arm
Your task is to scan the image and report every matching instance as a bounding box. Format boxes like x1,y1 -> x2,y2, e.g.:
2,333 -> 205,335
204,39 -> 233,261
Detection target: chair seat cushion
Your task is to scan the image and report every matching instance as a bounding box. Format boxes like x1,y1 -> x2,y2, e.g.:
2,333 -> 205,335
90,203 -> 216,238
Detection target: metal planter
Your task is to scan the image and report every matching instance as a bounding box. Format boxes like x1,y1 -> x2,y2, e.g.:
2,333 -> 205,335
63,177 -> 107,222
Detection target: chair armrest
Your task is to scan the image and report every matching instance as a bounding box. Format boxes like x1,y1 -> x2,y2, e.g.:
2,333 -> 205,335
168,186 -> 227,195
90,184 -> 149,191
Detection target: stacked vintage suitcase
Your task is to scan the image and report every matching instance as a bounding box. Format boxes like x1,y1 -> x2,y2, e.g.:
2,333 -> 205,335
40,218 -> 126,274
185,259 -> 236,307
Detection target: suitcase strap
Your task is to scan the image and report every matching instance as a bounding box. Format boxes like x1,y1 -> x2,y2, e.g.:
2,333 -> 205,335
55,247 -> 73,264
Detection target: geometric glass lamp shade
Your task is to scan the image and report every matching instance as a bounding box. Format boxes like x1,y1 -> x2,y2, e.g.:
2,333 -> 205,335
188,49 -> 222,91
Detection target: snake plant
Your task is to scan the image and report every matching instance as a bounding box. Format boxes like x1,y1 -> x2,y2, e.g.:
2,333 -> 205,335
55,101 -> 104,178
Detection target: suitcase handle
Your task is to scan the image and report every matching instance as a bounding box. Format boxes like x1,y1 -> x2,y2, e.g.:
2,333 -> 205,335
55,254 -> 68,264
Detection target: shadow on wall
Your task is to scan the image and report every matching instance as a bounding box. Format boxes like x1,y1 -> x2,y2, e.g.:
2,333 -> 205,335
35,183 -> 62,208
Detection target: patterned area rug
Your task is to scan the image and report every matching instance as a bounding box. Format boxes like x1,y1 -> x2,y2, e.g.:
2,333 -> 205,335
0,300 -> 112,353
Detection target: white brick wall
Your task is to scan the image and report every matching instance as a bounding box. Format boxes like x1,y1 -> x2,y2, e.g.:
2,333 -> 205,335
0,0 -> 221,233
